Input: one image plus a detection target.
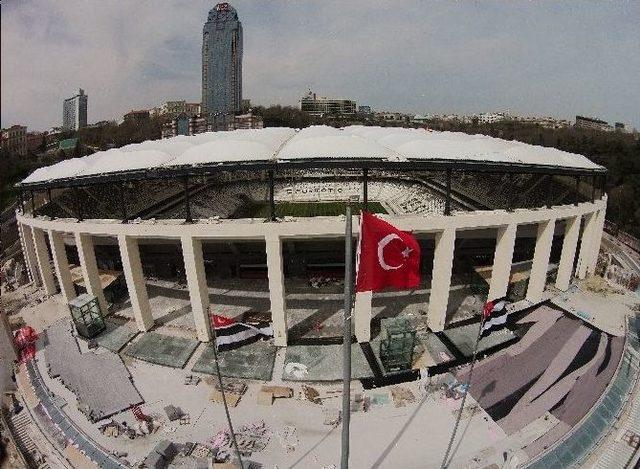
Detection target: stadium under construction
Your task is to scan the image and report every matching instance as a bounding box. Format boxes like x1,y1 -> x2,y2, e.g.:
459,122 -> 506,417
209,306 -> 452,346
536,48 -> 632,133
9,125 -> 640,468
15,125 -> 607,346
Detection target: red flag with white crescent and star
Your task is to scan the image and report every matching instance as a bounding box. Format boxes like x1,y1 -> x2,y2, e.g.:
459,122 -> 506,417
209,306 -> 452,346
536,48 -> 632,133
355,211 -> 421,292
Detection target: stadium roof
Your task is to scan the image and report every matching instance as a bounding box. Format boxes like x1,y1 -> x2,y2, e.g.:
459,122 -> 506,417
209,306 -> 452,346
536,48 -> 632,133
20,125 -> 604,188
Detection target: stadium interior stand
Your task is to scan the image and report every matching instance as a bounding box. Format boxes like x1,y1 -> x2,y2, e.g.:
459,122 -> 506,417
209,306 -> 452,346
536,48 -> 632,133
35,173 -> 450,220
33,170 -> 592,222
436,173 -> 588,210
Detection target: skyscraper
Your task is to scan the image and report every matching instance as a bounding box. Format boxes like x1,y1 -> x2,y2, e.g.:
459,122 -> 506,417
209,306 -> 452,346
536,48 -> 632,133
63,89 -> 88,131
202,3 -> 243,126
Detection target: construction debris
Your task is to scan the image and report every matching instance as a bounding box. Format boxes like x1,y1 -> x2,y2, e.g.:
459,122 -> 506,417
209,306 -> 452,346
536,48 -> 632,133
132,404 -> 152,423
138,420 -> 154,436
210,430 -> 230,450
213,463 -> 242,469
350,393 -> 370,413
284,362 -> 308,379
370,393 -> 390,407
390,386 -> 416,408
164,404 -> 184,422
322,408 -> 342,426
210,390 -> 242,407
234,420 -> 271,455
210,379 -> 248,395
259,385 -> 294,406
99,420 -> 122,438
209,379 -> 247,407
581,275 -> 624,296
142,439 -> 177,468
457,403 -> 479,420
297,385 -> 349,405
155,440 -> 178,460
277,425 -> 298,453
122,422 -> 138,439
142,450 -> 165,468
445,383 -> 468,400
98,419 -> 144,439
191,443 -> 213,459
207,423 -> 271,458
257,390 -> 274,406
184,374 -> 201,386
261,385 -> 293,398
315,387 -> 343,401
178,442 -> 195,456
242,311 -> 272,326
300,385 -> 321,404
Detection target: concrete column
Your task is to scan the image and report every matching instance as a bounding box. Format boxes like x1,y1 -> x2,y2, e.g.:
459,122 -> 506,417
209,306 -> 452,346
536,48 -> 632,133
17,224 -> 32,284
576,212 -> 597,279
555,215 -> 581,291
587,208 -> 606,275
181,236 -> 211,342
488,223 -> 518,301
48,230 -> 76,303
354,291 -> 373,342
20,224 -> 41,286
427,228 -> 456,332
265,234 -> 287,346
526,218 -> 556,303
118,235 -> 154,332
32,227 -> 56,295
75,232 -> 108,315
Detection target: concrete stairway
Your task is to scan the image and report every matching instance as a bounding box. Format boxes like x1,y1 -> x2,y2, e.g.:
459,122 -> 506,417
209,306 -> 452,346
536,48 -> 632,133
8,409 -> 51,469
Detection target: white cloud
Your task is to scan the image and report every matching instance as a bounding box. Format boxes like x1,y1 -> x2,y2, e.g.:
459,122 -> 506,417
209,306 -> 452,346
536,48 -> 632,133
2,0 -> 639,130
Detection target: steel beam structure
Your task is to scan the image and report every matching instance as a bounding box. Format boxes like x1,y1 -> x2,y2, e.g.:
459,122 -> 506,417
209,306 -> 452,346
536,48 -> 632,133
16,158 -> 606,192
444,169 -> 452,215
268,169 -> 276,221
183,176 -> 192,223
362,167 -> 369,209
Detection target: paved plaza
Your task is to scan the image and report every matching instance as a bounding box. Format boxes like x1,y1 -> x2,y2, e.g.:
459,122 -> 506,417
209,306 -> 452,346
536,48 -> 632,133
89,317 -> 139,353
193,340 -> 276,381
3,273 -> 639,468
124,332 -> 200,369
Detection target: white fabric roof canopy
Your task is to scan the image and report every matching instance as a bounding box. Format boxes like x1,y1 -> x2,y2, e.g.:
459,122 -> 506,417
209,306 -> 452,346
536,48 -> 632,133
21,125 -> 602,185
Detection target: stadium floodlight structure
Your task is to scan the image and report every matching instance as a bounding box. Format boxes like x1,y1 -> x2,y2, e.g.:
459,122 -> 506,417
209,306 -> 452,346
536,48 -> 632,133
16,126 -> 607,346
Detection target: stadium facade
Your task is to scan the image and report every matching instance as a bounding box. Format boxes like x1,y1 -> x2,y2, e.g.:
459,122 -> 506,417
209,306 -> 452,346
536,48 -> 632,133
202,2 -> 243,124
16,126 -> 607,347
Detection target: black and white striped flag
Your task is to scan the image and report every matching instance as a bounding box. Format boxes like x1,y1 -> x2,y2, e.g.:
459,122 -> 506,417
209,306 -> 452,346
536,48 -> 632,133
211,315 -> 273,351
480,298 -> 511,338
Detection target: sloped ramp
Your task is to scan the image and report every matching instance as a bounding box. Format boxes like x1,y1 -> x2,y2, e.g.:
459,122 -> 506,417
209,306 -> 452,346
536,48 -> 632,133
44,319 -> 143,422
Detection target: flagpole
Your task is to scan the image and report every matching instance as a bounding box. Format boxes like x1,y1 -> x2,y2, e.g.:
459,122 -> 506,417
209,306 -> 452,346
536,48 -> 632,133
210,323 -> 243,467
440,309 -> 485,469
341,204 -> 354,469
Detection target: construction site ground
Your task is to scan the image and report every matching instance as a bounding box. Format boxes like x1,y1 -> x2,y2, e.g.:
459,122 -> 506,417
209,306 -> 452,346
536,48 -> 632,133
2,254 -> 639,468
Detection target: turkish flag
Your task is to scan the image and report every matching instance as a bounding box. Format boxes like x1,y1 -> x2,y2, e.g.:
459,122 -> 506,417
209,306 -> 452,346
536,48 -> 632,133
355,211 -> 421,292
211,314 -> 236,328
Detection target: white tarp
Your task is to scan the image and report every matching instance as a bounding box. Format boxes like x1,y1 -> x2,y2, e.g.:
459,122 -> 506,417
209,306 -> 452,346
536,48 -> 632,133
21,125 -> 602,184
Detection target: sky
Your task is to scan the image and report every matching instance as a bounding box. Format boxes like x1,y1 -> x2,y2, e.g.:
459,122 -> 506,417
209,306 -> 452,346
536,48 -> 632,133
2,0 -> 639,130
